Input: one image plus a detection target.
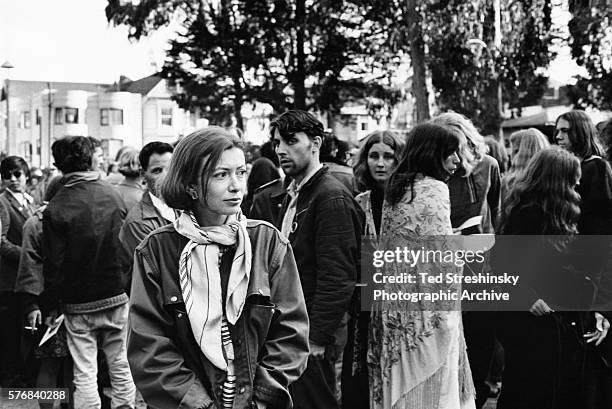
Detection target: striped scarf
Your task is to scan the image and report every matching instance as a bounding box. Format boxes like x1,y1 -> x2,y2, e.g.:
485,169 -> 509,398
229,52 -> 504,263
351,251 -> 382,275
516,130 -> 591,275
174,211 -> 251,371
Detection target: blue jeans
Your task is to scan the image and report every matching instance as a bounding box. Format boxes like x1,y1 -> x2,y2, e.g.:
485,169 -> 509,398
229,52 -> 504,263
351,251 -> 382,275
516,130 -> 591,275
64,303 -> 135,409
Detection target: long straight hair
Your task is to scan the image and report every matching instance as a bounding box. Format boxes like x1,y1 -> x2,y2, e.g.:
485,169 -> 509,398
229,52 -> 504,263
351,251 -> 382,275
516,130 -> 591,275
353,130 -> 405,192
556,110 -> 604,159
386,123 -> 459,206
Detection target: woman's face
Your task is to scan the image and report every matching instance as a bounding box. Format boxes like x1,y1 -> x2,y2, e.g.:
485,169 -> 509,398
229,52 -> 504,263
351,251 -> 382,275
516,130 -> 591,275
367,142 -> 396,187
443,150 -> 461,175
196,147 -> 247,225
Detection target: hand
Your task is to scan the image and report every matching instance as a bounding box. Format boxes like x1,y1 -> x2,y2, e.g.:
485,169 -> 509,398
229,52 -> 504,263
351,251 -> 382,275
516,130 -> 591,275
44,309 -> 59,327
26,310 -> 42,333
584,312 -> 610,346
529,299 -> 554,316
309,341 -> 325,358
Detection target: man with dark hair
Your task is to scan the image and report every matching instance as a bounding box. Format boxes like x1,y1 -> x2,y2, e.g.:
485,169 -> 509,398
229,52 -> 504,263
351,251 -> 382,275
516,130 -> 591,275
119,141 -> 175,259
41,136 -> 135,408
270,110 -> 363,409
0,155 -> 35,386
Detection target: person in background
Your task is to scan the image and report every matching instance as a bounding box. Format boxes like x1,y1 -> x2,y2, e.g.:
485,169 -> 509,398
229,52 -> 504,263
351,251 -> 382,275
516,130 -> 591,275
105,146 -> 133,186
500,128 -> 549,204
41,136 -> 135,409
115,147 -> 145,211
128,127 -> 309,409
249,177 -> 290,225
28,167 -> 44,207
119,141 -> 175,260
484,136 -> 509,174
496,146 -> 608,409
87,137 -> 106,178
14,175 -> 71,409
0,155 -> 36,387
431,113 -> 501,409
342,130 -> 404,409
370,123 -> 474,409
555,110 -> 612,408
241,141 -> 281,217
320,131 -> 357,194
271,110 -> 363,409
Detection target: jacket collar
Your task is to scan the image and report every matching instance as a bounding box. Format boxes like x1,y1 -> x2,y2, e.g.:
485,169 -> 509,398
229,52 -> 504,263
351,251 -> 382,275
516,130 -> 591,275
296,166 -> 328,195
140,190 -> 165,221
2,190 -> 33,217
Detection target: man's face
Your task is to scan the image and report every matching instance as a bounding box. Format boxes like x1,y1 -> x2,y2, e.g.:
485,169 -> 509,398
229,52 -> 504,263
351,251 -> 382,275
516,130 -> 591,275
272,129 -> 316,180
143,152 -> 173,197
2,168 -> 27,193
91,147 -> 104,172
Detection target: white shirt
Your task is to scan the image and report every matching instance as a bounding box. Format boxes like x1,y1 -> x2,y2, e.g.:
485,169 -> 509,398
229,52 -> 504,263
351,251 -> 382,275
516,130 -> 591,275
149,192 -> 176,222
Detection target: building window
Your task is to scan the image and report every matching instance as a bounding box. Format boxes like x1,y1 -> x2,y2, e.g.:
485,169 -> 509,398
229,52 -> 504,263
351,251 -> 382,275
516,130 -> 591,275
100,108 -> 124,126
361,122 -> 368,131
54,108 -> 63,124
65,108 -> 79,124
35,109 -> 40,125
20,111 -> 31,128
161,107 -> 173,126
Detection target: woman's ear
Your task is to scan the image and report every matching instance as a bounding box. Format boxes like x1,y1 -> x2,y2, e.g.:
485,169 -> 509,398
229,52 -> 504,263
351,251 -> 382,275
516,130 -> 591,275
186,186 -> 198,200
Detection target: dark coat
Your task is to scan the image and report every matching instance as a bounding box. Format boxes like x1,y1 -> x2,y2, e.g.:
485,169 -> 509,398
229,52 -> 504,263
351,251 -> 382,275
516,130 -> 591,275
40,177 -> 130,311
128,220 -> 309,409
276,167 -> 363,346
0,191 -> 36,292
119,191 -> 171,258
449,154 -> 501,234
242,157 -> 280,217
249,178 -> 288,225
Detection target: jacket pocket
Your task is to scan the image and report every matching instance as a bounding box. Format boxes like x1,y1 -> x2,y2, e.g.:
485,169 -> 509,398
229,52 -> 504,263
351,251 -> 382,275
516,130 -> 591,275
245,295 -> 277,357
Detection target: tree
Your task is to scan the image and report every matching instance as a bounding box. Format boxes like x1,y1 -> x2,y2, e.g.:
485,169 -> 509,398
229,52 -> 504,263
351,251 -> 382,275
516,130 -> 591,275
566,1 -> 612,109
106,0 -> 391,129
425,0 -> 555,135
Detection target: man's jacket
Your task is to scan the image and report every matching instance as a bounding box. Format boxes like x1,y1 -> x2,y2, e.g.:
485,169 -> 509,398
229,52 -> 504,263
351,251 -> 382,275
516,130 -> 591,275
276,167 -> 363,346
129,220 -> 309,409
41,175 -> 130,311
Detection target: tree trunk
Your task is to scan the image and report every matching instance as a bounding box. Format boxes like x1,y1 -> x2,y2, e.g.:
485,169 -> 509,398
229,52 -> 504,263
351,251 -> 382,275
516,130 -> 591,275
406,0 -> 430,123
294,0 -> 307,109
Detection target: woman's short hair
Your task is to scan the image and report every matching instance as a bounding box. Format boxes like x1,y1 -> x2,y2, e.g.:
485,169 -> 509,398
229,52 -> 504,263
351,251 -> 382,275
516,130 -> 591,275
386,123 -> 460,206
161,127 -> 244,210
510,128 -> 550,171
430,112 -> 486,176
0,156 -> 30,181
597,119 -> 612,162
502,146 -> 581,234
353,130 -> 405,192
117,147 -> 140,177
556,110 -> 604,159
51,136 -> 92,174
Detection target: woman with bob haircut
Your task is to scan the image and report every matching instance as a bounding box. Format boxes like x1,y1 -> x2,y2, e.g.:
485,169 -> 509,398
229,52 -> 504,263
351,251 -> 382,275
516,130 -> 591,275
127,127 -> 309,409
368,123 -> 475,409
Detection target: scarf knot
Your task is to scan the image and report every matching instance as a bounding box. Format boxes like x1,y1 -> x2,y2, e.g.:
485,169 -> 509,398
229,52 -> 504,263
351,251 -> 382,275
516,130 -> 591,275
174,211 -> 252,370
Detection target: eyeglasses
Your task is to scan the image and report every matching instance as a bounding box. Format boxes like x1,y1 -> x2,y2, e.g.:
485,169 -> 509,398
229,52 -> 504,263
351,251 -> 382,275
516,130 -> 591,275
2,170 -> 23,180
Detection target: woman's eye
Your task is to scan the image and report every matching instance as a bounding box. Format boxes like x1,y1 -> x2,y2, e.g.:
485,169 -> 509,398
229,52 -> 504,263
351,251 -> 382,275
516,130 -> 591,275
369,153 -> 379,160
383,154 -> 394,160
214,172 -> 227,178
237,169 -> 248,177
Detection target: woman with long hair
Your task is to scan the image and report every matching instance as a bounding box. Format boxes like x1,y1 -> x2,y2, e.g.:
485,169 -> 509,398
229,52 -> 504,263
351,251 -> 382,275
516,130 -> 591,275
496,147 -> 598,409
342,130 -> 404,409
353,130 -> 405,238
554,110 -> 612,408
431,113 -> 501,409
368,123 -> 475,409
501,128 -> 550,204
127,127 -> 309,409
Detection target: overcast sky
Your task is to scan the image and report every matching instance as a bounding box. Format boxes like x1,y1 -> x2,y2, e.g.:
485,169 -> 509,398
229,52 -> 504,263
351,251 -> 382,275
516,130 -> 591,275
0,0 -> 587,85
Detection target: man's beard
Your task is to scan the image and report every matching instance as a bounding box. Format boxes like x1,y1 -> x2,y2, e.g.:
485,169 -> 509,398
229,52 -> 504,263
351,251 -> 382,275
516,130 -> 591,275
145,176 -> 160,197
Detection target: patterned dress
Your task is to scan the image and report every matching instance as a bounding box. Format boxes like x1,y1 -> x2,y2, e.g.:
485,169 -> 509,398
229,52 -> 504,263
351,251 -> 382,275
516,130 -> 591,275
368,174 -> 475,409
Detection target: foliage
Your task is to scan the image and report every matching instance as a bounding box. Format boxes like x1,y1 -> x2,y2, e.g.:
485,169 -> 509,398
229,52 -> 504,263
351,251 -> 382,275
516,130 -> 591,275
426,0 -> 555,135
566,1 -> 612,109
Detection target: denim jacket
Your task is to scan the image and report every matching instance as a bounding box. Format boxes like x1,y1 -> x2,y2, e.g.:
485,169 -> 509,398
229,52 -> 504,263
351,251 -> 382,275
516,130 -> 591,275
128,220 -> 309,409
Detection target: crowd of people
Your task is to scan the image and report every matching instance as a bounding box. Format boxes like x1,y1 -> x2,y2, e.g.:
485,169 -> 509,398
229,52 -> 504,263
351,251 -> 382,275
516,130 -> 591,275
0,108 -> 611,409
